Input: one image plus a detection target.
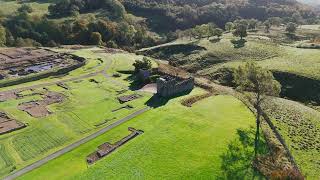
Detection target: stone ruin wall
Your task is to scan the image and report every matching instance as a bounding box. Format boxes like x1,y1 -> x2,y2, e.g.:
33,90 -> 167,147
157,77 -> 194,97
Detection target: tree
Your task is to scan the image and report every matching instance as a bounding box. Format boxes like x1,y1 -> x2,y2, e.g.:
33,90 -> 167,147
17,4 -> 33,14
234,62 -> 281,157
234,19 -> 248,28
264,20 -> 271,33
214,28 -> 223,39
233,23 -> 247,40
292,12 -> 303,25
207,23 -> 216,39
225,22 -> 234,32
286,22 -> 297,34
184,29 -> 193,40
90,32 -> 103,45
248,19 -> 258,30
268,17 -> 282,27
0,25 -> 6,46
15,37 -> 41,47
194,25 -> 204,39
133,57 -> 152,72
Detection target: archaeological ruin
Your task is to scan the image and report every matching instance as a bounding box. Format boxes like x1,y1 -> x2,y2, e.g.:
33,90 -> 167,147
86,127 -> 143,164
0,48 -> 85,86
0,112 -> 26,135
18,92 -> 65,118
118,94 -> 142,103
156,75 -> 194,97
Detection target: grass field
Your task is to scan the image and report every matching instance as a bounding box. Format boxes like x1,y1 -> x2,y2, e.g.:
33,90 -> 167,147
0,48 -> 153,178
263,98 -> 320,179
141,34 -> 320,81
199,44 -> 320,81
0,0 -> 50,16
19,94 -> 266,179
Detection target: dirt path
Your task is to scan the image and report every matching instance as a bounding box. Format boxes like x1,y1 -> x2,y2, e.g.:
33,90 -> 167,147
4,107 -> 150,180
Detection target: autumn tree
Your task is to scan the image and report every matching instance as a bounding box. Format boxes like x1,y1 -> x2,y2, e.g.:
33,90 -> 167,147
234,62 -> 281,157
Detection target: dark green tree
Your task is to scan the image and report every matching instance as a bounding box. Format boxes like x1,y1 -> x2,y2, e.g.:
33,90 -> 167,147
133,57 -> 152,72
233,23 -> 247,40
286,22 -> 297,34
264,20 -> 271,33
90,32 -> 103,45
17,4 -> 33,14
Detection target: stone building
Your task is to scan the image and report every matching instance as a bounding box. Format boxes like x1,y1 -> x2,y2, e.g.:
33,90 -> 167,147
157,75 -> 194,97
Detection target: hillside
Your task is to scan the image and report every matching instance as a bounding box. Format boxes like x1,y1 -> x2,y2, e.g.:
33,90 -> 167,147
297,0 -> 320,5
122,0 -> 316,32
0,0 -> 317,48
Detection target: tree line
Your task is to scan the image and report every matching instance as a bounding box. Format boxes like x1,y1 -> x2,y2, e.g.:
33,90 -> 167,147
0,1 -> 158,50
123,0 -> 318,33
0,0 -> 317,48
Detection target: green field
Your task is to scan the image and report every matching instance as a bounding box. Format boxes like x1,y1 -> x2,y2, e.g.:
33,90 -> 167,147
199,44 -> 320,81
0,48 -> 153,178
0,0 -> 50,16
263,98 -> 320,178
141,34 -> 320,81
19,94 -> 266,179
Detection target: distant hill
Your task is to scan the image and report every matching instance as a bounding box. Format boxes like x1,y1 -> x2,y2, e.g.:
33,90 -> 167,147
123,0 -> 316,32
297,0 -> 320,5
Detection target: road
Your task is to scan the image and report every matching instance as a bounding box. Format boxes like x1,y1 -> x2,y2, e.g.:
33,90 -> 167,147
4,107 -> 150,180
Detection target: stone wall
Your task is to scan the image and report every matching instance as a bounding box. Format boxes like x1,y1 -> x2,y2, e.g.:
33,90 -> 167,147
157,76 -> 194,97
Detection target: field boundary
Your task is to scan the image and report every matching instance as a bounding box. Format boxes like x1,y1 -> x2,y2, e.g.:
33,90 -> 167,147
4,107 -> 150,180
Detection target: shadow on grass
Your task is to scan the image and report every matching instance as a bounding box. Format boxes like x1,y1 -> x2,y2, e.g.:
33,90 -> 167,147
231,39 -> 247,48
122,73 -> 144,91
218,127 -> 268,180
145,90 -> 192,108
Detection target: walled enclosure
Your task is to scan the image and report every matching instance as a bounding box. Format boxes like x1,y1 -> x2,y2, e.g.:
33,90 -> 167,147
157,76 -> 194,97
